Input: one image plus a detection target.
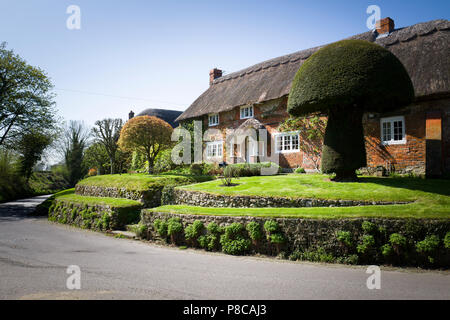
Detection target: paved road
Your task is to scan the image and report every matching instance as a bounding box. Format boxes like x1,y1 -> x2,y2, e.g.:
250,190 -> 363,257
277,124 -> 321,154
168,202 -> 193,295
0,196 -> 449,300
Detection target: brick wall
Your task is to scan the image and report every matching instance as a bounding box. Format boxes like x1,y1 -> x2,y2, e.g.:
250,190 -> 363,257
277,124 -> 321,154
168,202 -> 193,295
363,98 -> 450,176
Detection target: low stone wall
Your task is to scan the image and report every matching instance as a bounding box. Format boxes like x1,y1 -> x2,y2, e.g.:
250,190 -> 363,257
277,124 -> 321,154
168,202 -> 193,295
75,185 -> 162,208
49,199 -> 142,230
141,210 -> 450,268
171,188 -> 409,208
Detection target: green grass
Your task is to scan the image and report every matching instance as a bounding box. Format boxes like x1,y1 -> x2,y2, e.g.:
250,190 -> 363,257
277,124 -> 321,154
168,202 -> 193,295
149,203 -> 450,219
77,173 -> 213,191
54,189 -> 142,208
179,174 -> 450,202
171,174 -> 450,219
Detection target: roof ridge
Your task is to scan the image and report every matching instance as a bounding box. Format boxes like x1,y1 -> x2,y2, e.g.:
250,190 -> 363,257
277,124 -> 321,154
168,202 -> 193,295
211,19 -> 449,86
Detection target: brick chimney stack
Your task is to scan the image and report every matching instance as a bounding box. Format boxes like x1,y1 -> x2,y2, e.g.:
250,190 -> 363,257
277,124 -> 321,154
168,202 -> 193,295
375,17 -> 395,35
209,68 -> 222,86
129,110 -> 135,120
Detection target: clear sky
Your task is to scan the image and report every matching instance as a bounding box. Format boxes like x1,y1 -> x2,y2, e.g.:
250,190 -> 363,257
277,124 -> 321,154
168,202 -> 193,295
1,0 -> 448,126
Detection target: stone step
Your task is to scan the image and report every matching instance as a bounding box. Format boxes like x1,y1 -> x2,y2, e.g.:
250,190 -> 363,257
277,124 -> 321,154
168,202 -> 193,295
111,230 -> 137,239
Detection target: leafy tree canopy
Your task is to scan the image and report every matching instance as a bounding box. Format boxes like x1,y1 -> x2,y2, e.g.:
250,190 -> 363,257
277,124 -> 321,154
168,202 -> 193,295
118,115 -> 173,173
0,42 -> 57,147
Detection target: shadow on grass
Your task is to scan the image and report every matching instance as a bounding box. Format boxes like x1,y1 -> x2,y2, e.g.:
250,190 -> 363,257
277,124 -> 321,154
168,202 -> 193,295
358,176 -> 450,197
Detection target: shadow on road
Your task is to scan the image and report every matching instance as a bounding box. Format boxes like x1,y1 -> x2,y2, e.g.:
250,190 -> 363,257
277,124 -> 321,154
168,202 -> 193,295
0,195 -> 51,222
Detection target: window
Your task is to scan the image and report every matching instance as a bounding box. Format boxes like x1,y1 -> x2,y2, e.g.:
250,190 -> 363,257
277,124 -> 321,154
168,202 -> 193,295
206,141 -> 223,158
380,116 -> 406,145
275,132 -> 300,153
208,113 -> 219,126
240,105 -> 254,119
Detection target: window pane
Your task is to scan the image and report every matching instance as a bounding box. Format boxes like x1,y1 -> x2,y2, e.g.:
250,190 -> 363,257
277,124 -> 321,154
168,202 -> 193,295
284,135 -> 291,150
393,121 -> 403,140
292,135 -> 299,150
276,136 -> 282,151
249,106 -> 253,117
382,122 -> 391,142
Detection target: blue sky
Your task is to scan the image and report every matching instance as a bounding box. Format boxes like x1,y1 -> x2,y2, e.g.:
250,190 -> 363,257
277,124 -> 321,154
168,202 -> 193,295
0,0 -> 448,126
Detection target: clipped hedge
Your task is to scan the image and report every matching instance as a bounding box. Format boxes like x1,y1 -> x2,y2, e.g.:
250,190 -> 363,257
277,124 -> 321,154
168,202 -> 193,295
226,162 -> 281,177
48,199 -> 142,231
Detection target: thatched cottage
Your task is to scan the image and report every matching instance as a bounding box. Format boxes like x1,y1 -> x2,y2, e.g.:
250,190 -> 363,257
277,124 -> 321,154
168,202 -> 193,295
176,18 -> 450,177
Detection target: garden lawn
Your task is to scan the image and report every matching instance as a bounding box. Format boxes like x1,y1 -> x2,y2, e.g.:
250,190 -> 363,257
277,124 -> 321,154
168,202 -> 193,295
171,174 -> 450,219
179,174 -> 450,202
53,189 -> 142,207
150,203 -> 450,219
76,173 -> 214,191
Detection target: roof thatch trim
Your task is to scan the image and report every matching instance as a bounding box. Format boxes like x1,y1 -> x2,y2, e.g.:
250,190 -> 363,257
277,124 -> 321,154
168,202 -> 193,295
137,108 -> 183,128
177,19 -> 449,122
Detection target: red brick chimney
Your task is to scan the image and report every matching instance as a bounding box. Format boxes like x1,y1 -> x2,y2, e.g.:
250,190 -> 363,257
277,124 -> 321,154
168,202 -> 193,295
209,68 -> 222,86
375,17 -> 395,35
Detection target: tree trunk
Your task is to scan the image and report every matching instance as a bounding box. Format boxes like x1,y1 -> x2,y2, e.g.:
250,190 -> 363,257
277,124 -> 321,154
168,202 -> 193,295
321,106 -> 366,182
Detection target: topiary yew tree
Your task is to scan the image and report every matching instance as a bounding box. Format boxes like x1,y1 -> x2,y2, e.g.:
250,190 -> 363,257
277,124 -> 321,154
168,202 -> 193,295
287,40 -> 414,181
118,115 -> 173,173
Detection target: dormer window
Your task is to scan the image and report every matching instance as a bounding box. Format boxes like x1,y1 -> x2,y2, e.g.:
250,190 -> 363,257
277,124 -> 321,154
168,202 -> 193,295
240,105 -> 254,119
208,113 -> 219,126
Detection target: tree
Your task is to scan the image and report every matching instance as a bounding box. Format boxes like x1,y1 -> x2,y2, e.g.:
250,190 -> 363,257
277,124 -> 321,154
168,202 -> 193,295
16,129 -> 53,180
287,40 -> 414,181
0,42 -> 57,147
92,118 -> 123,174
118,116 -> 173,173
83,142 -> 109,175
61,121 -> 90,186
279,114 -> 326,172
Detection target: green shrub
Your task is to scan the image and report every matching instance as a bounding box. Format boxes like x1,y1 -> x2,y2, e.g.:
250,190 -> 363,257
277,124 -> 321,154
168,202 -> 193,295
102,212 -> 111,230
444,232 -> 450,249
207,222 -> 222,235
270,233 -> 285,244
361,221 -> 377,235
416,235 -> 440,254
189,163 -> 204,176
389,233 -> 407,255
221,165 -> 240,186
246,222 -> 262,241
136,224 -> 148,238
336,230 -> 353,247
154,219 -> 168,238
416,235 -> 440,264
220,223 -> 251,255
226,162 -> 281,177
167,218 -> 183,236
357,235 -> 375,254
263,220 -> 279,234
185,220 -> 204,243
381,243 -> 393,257
295,167 -> 306,174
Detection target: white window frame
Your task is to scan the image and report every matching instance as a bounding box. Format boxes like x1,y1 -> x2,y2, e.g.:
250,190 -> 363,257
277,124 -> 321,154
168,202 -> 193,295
206,141 -> 223,159
240,105 -> 254,119
274,132 -> 300,154
208,113 -> 219,127
380,116 -> 406,145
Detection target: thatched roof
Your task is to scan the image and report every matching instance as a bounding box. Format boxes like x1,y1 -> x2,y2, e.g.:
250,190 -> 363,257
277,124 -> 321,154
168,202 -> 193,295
137,108 -> 183,127
177,19 -> 449,122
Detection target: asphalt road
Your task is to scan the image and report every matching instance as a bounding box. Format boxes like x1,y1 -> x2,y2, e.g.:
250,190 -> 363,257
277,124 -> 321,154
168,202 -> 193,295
0,196 -> 449,300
